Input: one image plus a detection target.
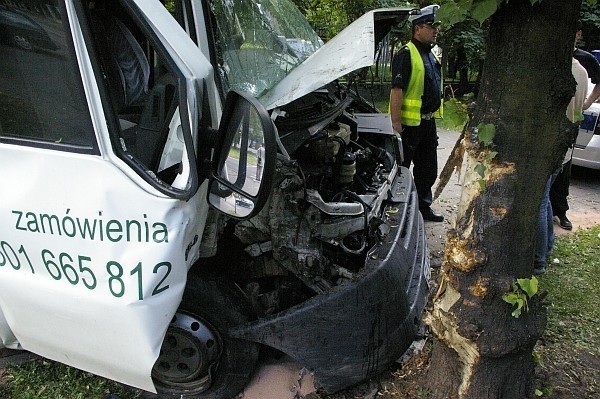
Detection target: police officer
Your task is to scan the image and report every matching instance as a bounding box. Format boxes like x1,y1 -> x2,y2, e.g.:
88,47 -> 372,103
390,4 -> 444,222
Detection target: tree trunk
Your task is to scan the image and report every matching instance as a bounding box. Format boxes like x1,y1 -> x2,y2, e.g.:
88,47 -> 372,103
425,1 -> 581,398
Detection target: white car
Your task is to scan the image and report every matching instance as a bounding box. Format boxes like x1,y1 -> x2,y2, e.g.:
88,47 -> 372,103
573,80 -> 600,169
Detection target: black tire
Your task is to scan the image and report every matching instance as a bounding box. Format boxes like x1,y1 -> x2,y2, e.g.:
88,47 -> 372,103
152,273 -> 259,399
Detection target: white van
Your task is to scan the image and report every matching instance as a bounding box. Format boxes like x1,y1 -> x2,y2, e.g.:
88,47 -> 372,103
0,1 -> 429,398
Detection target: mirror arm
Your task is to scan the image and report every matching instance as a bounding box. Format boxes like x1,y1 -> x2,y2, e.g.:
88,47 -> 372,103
205,127 -> 219,147
270,109 -> 290,160
197,127 -> 220,180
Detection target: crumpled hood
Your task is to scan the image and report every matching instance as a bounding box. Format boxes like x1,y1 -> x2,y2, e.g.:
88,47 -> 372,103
258,8 -> 412,110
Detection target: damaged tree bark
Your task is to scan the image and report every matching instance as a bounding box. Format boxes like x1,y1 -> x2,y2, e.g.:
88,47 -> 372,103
426,0 -> 581,398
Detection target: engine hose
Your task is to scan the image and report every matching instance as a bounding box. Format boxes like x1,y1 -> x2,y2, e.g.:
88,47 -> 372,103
328,135 -> 347,188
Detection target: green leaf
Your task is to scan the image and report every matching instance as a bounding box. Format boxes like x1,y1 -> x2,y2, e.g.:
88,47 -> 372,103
517,277 -> 539,298
477,123 -> 496,146
535,388 -> 543,396
503,281 -> 531,318
474,163 -> 486,178
509,296 -> 526,318
484,151 -> 498,161
437,2 -> 468,26
470,0 -> 498,25
441,99 -> 469,129
502,292 -> 519,306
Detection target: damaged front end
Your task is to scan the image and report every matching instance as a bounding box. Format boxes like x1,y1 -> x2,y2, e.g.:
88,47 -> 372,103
223,86 -> 430,392
205,0 -> 429,392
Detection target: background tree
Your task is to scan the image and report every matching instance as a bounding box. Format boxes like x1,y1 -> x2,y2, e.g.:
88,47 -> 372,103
291,0 -> 488,99
291,0 -> 358,39
580,1 -> 600,50
424,0 -> 585,398
292,0 -> 408,40
438,20 -> 486,96
293,0 -> 599,102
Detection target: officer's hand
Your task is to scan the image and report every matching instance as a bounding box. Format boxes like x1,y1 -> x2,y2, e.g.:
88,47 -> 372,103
392,121 -> 403,135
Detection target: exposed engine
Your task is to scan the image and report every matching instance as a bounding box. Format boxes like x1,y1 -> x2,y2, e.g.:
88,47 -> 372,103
228,84 -> 408,315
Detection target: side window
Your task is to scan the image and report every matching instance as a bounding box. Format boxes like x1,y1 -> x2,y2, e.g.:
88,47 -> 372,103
87,2 -> 187,188
0,2 -> 96,151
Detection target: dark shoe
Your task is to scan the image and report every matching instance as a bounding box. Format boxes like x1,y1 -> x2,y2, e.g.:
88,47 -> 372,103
533,262 -> 546,275
555,214 -> 573,230
421,208 -> 444,222
533,266 -> 546,275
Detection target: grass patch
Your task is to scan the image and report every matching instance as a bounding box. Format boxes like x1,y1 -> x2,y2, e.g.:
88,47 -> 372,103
228,145 -> 258,164
541,226 -> 600,352
0,360 -> 143,399
534,226 -> 600,398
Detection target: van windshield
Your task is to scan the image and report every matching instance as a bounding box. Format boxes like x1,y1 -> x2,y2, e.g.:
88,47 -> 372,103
211,0 -> 323,98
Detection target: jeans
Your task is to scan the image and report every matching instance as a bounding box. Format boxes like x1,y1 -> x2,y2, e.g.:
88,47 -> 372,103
535,170 -> 559,266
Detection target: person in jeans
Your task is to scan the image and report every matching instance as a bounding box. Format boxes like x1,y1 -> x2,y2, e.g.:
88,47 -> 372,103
535,58 -> 588,274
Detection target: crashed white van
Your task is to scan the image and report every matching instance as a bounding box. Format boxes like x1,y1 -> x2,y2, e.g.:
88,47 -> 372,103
0,0 -> 430,398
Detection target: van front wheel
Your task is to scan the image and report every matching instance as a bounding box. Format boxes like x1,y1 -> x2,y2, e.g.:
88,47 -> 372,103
152,273 -> 259,399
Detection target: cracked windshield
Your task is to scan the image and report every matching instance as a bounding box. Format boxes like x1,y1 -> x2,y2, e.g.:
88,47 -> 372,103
212,0 -> 323,97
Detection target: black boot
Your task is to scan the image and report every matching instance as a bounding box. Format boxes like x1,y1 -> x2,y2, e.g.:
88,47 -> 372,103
421,207 -> 444,222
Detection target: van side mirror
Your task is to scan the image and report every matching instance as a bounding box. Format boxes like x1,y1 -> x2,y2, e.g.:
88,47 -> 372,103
208,90 -> 276,219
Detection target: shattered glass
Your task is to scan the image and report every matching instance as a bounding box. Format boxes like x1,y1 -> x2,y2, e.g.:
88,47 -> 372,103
211,0 -> 323,97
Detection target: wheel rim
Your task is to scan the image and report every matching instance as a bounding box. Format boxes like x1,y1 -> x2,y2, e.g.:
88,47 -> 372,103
152,311 -> 222,392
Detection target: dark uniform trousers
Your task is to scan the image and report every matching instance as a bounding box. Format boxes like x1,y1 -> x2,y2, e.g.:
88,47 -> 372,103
550,160 -> 571,217
401,118 -> 438,210
550,123 -> 578,217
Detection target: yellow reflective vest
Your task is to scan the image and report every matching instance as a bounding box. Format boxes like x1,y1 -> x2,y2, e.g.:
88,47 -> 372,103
393,41 -> 443,126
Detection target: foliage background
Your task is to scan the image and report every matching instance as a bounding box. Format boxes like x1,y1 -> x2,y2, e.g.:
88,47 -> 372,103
291,0 -> 600,100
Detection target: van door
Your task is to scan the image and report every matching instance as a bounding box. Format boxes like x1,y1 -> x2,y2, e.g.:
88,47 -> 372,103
0,0 -> 213,392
